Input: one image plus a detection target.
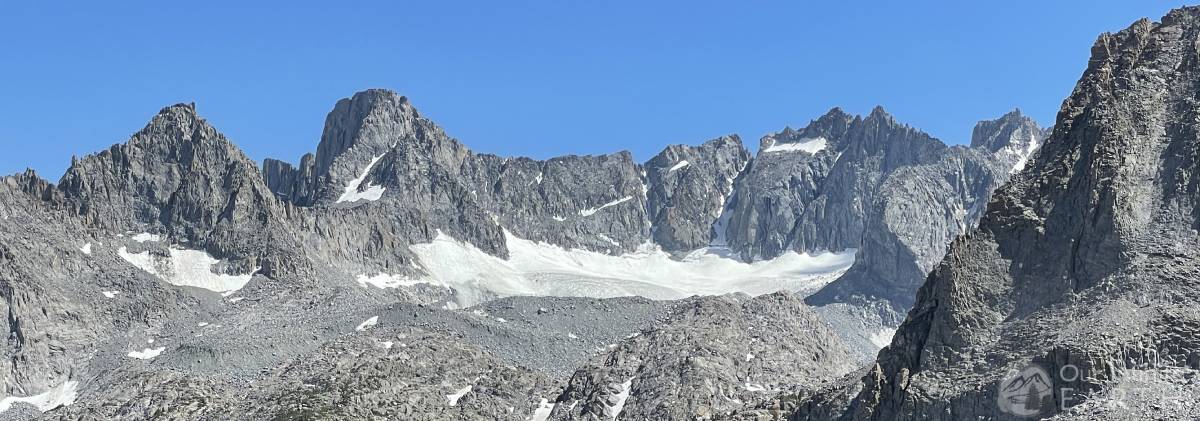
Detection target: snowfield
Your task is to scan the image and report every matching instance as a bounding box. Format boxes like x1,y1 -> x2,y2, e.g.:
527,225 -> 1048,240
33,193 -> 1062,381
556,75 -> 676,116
355,273 -> 432,289
606,377 -> 635,420
579,196 -> 634,217
762,136 -> 828,155
667,160 -> 689,172
126,347 -> 166,360
336,152 -> 388,203
410,230 -> 855,307
0,380 -> 78,413
446,384 -> 472,406
118,246 -> 256,294
355,316 -> 379,332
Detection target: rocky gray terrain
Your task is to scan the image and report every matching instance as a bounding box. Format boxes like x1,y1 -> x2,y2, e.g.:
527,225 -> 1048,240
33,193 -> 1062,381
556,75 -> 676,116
36,4 -> 1200,418
808,110 -> 1046,318
0,92 -> 1048,419
646,135 -> 750,252
788,6 -> 1200,420
259,89 -> 1044,324
548,292 -> 856,421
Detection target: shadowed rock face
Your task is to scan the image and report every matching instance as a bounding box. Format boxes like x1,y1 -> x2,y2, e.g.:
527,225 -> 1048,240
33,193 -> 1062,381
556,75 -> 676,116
793,7 -> 1200,420
808,111 -> 1046,319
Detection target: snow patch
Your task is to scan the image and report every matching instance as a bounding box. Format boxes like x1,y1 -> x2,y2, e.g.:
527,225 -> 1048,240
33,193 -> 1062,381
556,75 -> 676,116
579,196 -> 633,217
80,243 -> 92,254
355,273 -> 431,289
0,380 -> 78,413
127,347 -> 165,360
410,230 -> 855,307
131,233 -> 161,243
869,327 -> 897,349
762,137 -> 827,155
744,383 -> 768,392
530,398 -> 555,421
1008,132 -> 1041,173
118,247 -> 256,294
336,153 -> 388,203
101,291 -> 119,299
606,377 -> 634,420
446,384 -> 472,406
355,316 -> 379,332
745,352 -> 754,362
596,234 -> 621,248
551,216 -> 567,222
667,160 -> 689,172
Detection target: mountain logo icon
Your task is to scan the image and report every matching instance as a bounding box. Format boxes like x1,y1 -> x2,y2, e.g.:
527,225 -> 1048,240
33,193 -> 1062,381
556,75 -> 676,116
997,364 -> 1054,417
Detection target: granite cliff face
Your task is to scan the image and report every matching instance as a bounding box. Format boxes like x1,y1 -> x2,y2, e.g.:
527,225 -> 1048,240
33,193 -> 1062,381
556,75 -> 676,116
263,89 -> 658,256
646,135 -> 751,252
808,110 -> 1046,318
794,7 -> 1200,420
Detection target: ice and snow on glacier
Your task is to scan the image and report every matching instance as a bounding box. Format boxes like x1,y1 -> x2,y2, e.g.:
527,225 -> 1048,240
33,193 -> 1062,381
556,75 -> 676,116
117,247 -> 256,294
761,136 -> 827,154
409,230 -> 855,307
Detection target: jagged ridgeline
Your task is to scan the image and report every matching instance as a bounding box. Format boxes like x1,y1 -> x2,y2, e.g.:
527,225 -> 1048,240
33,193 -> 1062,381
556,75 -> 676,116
782,7 -> 1200,421
0,26 -> 1062,421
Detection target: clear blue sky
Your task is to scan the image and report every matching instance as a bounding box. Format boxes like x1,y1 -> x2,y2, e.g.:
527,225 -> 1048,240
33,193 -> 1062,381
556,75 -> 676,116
0,1 -> 1186,179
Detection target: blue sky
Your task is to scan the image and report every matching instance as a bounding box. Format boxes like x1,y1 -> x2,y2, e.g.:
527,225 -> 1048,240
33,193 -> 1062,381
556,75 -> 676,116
0,1 -> 1185,179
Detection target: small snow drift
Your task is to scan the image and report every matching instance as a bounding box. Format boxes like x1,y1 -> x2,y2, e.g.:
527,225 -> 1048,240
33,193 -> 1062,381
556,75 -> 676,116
605,377 -> 634,420
355,273 -> 431,289
355,316 -> 379,332
80,243 -> 92,254
530,398 -> 555,421
667,160 -> 689,172
410,230 -> 855,307
1004,132 -> 1042,173
337,153 -> 387,203
101,291 -> 120,299
0,380 -> 78,413
131,232 -> 161,243
118,246 -> 256,294
869,327 -> 897,349
762,136 -> 828,154
744,383 -> 768,392
127,347 -> 165,360
446,384 -> 472,406
579,196 -> 634,217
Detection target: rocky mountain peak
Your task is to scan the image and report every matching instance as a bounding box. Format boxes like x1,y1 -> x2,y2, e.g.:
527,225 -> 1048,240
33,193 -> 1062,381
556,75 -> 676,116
969,108 -> 1045,173
312,89 -> 418,176
262,89 -> 462,205
793,7 -> 1200,419
758,107 -> 854,152
866,105 -> 893,121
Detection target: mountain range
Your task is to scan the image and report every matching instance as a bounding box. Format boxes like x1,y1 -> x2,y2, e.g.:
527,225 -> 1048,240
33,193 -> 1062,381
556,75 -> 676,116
1,5 -> 1198,421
